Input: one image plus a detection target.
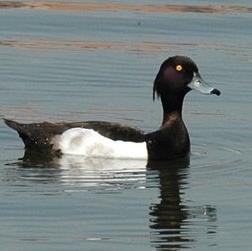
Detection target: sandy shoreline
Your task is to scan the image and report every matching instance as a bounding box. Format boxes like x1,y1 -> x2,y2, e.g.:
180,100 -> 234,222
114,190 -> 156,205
0,1 -> 251,14
0,40 -> 178,52
0,39 -> 239,53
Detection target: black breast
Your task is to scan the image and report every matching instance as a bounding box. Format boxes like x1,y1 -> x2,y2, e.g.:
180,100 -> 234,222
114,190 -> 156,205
145,118 -> 190,160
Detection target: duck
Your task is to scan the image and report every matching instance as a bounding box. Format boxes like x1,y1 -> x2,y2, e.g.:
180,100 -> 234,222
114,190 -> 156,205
4,55 -> 221,161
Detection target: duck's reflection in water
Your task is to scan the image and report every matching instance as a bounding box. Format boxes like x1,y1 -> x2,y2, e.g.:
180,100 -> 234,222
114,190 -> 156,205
19,150 -> 148,191
19,150 -> 217,249
147,158 -> 217,250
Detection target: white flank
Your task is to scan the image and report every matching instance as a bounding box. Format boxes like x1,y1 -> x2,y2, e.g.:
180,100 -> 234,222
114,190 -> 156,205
53,128 -> 148,159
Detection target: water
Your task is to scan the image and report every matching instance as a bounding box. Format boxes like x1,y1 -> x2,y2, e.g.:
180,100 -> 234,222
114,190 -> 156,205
0,1 -> 252,250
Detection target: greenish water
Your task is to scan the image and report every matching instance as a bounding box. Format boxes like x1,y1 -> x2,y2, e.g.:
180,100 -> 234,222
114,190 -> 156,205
0,1 -> 252,250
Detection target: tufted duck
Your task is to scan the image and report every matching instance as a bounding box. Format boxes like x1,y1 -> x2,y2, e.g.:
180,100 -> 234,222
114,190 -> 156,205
4,56 -> 220,160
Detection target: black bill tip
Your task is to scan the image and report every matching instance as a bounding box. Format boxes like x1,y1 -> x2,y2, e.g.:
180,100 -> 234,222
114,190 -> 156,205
210,88 -> 221,96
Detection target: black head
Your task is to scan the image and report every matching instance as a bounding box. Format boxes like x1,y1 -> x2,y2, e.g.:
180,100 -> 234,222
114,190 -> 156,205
153,56 -> 220,100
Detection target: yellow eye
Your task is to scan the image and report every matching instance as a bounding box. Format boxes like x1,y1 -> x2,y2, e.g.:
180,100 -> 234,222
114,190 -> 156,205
176,65 -> 183,72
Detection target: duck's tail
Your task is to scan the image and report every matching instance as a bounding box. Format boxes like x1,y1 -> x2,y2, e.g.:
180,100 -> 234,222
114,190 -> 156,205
4,118 -> 34,148
4,118 -> 60,156
4,118 -> 23,132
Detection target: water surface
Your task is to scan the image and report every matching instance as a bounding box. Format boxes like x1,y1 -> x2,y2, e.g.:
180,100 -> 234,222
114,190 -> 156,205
0,0 -> 252,250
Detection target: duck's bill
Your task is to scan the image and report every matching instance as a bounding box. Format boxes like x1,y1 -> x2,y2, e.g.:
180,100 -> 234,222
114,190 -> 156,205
188,72 -> 221,96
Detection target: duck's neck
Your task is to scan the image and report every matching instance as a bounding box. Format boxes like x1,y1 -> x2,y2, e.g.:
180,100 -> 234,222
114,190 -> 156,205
160,94 -> 185,126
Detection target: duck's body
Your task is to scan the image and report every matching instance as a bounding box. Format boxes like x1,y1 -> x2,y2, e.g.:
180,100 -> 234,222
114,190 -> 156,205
4,56 -> 220,161
4,119 -> 148,159
4,115 -> 188,160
